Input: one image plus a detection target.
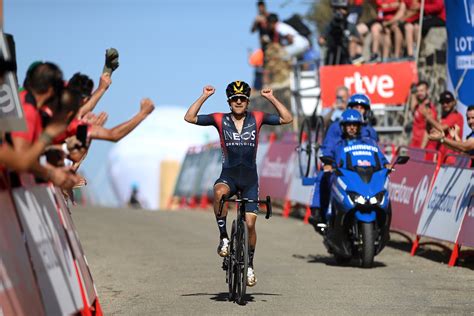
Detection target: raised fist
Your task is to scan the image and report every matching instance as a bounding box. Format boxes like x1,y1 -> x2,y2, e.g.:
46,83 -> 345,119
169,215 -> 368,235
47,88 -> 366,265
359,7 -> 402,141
203,85 -> 215,97
140,98 -> 155,115
261,88 -> 273,98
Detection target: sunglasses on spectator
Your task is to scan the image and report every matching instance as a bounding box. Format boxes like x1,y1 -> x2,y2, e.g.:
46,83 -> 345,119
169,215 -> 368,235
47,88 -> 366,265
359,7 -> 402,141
230,96 -> 248,102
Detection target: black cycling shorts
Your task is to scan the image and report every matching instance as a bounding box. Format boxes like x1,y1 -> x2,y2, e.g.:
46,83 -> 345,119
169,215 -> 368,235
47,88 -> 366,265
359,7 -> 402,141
214,166 -> 259,214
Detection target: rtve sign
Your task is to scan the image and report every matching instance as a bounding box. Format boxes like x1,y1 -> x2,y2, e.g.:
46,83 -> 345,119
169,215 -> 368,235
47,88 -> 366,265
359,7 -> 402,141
320,61 -> 418,107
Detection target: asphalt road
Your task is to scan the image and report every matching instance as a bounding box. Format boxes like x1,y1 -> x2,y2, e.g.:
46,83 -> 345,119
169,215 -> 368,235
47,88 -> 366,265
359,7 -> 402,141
72,206 -> 474,315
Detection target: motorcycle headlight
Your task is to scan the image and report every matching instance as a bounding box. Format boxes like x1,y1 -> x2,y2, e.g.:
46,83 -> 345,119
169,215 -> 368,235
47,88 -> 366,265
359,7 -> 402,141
369,191 -> 386,205
348,192 -> 366,205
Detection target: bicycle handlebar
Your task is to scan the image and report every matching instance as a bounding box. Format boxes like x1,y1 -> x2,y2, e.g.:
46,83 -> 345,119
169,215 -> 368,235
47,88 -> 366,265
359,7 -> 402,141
218,195 -> 273,219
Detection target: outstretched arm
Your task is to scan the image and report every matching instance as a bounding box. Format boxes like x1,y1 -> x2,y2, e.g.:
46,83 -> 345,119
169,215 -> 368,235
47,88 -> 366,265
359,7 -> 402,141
184,85 -> 215,124
429,129 -> 474,153
260,88 -> 293,124
77,73 -> 112,119
89,98 -> 155,142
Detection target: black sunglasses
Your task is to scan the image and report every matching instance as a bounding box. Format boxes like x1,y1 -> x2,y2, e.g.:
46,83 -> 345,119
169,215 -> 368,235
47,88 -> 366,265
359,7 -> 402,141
230,96 -> 248,102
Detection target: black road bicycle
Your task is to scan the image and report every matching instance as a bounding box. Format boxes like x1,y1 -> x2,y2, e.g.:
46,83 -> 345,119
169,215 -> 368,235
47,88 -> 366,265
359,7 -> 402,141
218,193 -> 272,305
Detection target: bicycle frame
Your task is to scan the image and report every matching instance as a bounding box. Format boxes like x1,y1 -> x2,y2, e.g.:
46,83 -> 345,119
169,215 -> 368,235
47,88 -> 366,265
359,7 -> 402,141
218,193 -> 272,304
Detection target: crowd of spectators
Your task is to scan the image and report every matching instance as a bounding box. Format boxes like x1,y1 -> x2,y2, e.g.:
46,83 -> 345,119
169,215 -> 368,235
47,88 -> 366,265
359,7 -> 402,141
408,79 -> 474,163
0,41 -> 155,203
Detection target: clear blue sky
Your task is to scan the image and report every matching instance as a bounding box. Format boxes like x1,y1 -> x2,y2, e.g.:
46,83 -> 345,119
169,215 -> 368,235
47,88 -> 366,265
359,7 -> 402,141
5,0 -> 311,194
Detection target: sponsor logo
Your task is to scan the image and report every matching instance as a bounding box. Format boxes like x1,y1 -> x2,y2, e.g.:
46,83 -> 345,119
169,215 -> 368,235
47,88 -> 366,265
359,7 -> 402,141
344,71 -> 394,98
223,130 -> 256,142
454,184 -> 474,222
244,123 -> 256,129
413,175 -> 430,214
389,177 -> 415,205
427,187 -> 457,217
0,84 -> 15,113
343,144 -> 378,153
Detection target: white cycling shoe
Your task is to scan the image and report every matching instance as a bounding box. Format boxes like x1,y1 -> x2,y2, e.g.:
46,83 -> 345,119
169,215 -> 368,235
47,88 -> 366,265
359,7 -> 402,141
247,267 -> 257,287
217,238 -> 230,257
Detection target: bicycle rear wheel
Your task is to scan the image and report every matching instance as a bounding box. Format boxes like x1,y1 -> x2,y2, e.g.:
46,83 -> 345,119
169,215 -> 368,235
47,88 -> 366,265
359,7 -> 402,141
235,221 -> 248,305
227,220 -> 236,301
298,117 -> 313,177
313,115 -> 325,172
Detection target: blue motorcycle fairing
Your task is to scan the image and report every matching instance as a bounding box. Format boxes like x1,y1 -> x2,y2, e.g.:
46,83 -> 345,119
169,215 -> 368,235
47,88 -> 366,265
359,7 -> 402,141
355,210 -> 376,222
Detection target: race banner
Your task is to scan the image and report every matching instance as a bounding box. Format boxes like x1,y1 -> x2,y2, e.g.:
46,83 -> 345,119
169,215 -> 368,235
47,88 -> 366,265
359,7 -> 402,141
174,147 -> 202,197
320,61 -> 418,107
0,32 -> 25,132
0,190 -> 45,316
12,186 -> 84,316
196,144 -> 222,197
445,0 -> 474,137
456,190 -> 474,248
389,160 -> 438,234
259,140 -> 297,200
287,152 -> 313,205
417,166 -> 474,243
53,187 -> 96,305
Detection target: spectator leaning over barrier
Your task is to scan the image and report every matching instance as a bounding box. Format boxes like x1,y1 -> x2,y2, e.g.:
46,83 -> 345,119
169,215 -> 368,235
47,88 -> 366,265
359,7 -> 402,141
8,62 -> 79,189
309,93 -> 379,232
409,80 -> 437,148
267,13 -> 310,60
322,86 -> 349,130
428,105 -> 474,157
184,81 -> 292,287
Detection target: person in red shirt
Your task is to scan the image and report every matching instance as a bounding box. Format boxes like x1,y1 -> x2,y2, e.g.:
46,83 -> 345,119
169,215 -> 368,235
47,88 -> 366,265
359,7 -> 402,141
369,0 -> 406,61
9,62 -> 79,188
401,0 -> 421,59
409,80 -> 437,148
422,91 -> 464,164
421,0 -> 445,37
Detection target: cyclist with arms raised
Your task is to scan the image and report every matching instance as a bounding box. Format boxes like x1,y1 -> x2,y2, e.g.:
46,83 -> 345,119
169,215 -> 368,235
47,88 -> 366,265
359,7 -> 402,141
184,81 -> 292,287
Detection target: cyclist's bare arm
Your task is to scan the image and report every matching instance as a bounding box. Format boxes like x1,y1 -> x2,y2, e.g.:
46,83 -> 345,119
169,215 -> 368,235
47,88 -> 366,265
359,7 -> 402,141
260,88 -> 293,124
184,85 -> 215,124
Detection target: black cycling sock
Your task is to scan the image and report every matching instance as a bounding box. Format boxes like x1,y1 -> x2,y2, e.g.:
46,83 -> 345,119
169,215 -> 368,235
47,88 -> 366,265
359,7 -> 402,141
216,216 -> 228,239
248,246 -> 255,268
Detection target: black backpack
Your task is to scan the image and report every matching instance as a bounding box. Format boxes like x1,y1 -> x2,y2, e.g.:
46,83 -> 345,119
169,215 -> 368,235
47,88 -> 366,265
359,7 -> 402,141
284,14 -> 312,38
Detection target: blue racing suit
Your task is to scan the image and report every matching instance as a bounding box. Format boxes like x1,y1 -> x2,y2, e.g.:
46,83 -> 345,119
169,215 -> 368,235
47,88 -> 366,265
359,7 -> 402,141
310,121 -> 379,213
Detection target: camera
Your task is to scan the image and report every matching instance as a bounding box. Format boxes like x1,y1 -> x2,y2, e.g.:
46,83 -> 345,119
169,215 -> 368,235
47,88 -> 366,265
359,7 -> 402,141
324,0 -> 351,65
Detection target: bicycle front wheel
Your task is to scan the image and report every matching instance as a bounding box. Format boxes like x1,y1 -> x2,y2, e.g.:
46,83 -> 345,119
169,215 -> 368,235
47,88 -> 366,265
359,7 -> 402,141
228,220 -> 237,301
235,221 -> 248,305
313,115 -> 325,172
298,117 -> 313,178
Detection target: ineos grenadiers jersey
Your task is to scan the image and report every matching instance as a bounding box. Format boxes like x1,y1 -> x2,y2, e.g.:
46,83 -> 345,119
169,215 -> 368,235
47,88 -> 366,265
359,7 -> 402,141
197,111 -> 281,168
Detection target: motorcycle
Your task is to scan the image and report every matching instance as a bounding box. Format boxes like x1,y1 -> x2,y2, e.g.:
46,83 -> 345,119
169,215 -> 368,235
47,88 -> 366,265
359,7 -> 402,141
319,155 -> 409,268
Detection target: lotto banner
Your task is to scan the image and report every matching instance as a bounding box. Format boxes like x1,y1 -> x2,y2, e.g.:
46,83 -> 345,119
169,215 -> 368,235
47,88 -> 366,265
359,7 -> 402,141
12,186 -> 84,316
0,190 -> 45,316
417,166 -> 474,243
388,160 -> 438,234
319,61 -> 418,107
259,140 -> 297,200
445,0 -> 474,137
456,189 -> 474,248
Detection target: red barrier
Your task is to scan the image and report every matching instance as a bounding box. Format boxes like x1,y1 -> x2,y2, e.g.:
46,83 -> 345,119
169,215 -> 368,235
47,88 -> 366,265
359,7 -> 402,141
259,140 -> 297,200
0,184 -> 45,316
52,187 -> 99,312
11,185 -> 85,315
389,151 -> 438,235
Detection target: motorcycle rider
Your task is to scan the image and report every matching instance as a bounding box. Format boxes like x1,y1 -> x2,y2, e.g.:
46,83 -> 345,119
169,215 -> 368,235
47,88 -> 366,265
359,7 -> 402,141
309,93 -> 378,232
319,109 -> 390,227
